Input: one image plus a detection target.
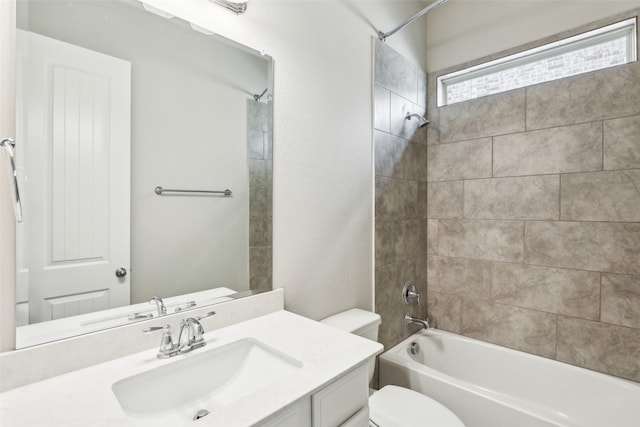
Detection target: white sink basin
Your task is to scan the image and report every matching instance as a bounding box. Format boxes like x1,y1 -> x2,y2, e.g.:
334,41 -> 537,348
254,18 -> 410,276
112,338 -> 302,419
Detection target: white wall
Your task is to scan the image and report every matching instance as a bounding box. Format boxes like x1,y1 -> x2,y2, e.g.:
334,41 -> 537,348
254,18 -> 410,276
137,0 -> 427,320
426,0 -> 640,72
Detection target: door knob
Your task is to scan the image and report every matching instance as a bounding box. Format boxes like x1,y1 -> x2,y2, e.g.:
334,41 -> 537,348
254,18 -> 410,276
115,268 -> 127,278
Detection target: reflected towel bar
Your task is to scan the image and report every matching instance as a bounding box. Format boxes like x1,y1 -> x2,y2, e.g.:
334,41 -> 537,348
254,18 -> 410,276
1,138 -> 23,222
154,186 -> 232,197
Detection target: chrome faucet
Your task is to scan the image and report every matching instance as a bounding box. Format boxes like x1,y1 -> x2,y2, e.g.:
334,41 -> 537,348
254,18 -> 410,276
149,296 -> 166,316
143,311 -> 216,359
404,313 -> 430,329
178,317 -> 207,352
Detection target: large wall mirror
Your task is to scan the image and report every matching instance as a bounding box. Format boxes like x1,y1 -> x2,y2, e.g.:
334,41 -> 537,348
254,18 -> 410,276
14,0 -> 273,348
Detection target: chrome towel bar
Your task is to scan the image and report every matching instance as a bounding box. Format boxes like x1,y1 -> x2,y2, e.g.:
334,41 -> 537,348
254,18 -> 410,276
154,186 -> 232,197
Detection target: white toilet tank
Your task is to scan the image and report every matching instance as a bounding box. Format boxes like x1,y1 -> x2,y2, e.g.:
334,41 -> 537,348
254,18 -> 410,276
321,309 -> 381,341
321,309 -> 381,384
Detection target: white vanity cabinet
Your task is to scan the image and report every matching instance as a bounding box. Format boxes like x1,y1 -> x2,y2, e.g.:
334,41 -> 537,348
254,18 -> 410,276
257,398 -> 312,427
257,364 -> 370,427
312,364 -> 369,427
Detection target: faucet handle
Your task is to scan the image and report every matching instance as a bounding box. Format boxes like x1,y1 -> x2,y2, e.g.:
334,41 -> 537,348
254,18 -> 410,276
129,312 -> 154,320
402,281 -> 421,306
196,311 -> 216,321
144,324 -> 178,359
174,301 -> 197,313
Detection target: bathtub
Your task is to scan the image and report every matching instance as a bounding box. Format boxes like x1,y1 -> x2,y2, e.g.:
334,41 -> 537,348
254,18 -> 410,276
378,329 -> 640,427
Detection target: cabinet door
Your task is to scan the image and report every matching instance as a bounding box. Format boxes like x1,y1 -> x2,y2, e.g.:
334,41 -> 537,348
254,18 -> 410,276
312,364 -> 369,427
257,397 -> 311,427
339,407 -> 369,427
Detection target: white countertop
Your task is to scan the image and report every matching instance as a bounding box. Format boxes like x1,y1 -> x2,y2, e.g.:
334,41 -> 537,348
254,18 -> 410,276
0,310 -> 383,427
16,287 -> 238,348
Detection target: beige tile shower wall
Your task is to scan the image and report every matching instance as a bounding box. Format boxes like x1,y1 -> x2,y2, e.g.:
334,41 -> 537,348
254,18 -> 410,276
374,40 -> 429,353
426,58 -> 640,382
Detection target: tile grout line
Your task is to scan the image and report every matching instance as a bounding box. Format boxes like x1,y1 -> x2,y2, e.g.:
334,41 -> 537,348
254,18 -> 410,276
428,166 -> 640,183
461,180 -> 465,219
428,215 -> 640,225
427,252 -> 640,277
489,259 -> 494,301
601,120 -> 605,171
599,273 -> 603,323
491,136 -> 494,178
432,286 -> 601,321
523,221 -> 527,264
554,314 -> 558,361
558,174 -> 562,221
433,114 -> 640,147
524,88 -> 528,132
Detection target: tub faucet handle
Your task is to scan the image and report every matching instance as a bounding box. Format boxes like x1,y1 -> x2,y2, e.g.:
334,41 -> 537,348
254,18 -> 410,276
402,281 -> 420,306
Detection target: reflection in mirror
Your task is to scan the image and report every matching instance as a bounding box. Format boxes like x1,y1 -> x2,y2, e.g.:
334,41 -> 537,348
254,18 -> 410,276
14,0 -> 273,348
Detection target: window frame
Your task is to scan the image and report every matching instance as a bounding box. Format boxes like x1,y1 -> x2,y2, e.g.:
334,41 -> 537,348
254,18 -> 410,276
437,17 -> 638,107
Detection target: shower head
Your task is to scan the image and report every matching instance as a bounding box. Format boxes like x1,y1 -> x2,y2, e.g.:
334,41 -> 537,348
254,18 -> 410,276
405,113 -> 429,128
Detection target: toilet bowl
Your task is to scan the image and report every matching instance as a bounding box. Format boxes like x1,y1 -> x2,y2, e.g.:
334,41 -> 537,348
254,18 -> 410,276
321,309 -> 465,427
369,385 -> 464,427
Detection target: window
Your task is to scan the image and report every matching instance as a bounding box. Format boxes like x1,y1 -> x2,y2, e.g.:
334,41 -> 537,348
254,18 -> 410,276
437,18 -> 637,106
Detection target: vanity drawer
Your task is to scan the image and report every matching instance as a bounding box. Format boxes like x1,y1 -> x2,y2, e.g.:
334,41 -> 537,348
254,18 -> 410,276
312,364 -> 369,427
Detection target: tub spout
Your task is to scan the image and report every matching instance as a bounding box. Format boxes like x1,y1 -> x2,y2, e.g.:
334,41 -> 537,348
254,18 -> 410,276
405,313 -> 430,329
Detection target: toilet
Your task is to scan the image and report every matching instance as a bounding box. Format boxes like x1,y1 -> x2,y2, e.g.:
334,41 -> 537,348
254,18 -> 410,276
321,309 -> 465,427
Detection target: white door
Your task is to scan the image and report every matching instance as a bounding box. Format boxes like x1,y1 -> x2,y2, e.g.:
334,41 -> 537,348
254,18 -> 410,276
17,30 -> 131,323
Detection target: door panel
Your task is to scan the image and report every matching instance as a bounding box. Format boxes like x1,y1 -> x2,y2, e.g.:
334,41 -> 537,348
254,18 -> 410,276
17,30 -> 131,323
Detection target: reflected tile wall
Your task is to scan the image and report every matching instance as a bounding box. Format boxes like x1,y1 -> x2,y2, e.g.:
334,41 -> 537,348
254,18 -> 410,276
426,58 -> 640,381
248,100 -> 272,292
374,39 -> 428,355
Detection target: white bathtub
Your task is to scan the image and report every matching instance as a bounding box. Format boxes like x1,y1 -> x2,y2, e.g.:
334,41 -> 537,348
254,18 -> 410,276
378,329 -> 640,427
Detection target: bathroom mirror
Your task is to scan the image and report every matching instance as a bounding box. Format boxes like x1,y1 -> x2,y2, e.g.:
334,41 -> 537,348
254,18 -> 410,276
14,0 -> 273,348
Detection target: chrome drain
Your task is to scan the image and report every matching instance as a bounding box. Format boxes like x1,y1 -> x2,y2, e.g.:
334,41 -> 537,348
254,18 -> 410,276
410,342 -> 420,355
193,409 -> 210,421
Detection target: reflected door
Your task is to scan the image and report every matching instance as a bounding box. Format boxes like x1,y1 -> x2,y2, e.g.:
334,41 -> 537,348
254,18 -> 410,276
17,30 -> 132,323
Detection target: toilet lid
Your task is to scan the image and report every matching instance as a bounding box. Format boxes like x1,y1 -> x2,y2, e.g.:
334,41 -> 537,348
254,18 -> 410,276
369,385 -> 465,427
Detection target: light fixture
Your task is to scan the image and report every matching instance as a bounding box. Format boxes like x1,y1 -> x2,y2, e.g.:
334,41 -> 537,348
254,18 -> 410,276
210,0 -> 248,15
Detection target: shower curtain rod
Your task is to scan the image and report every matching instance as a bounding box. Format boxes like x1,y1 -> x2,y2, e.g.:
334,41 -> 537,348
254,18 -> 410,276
377,0 -> 448,42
